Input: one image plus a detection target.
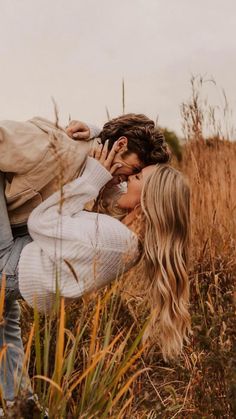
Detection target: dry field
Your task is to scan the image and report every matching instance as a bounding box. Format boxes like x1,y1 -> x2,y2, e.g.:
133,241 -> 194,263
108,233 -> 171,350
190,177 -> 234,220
4,78 -> 236,417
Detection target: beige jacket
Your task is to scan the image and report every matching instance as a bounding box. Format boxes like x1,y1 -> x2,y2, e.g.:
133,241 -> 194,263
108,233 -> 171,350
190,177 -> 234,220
0,117 -> 98,226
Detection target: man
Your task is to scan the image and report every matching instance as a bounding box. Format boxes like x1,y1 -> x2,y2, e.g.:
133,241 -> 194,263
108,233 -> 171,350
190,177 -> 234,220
0,113 -> 170,411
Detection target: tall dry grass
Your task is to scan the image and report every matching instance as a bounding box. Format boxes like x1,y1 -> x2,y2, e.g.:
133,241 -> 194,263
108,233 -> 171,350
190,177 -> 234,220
118,78 -> 236,417
179,138 -> 235,417
117,137 -> 236,418
182,137 -> 236,260
1,78 -> 235,417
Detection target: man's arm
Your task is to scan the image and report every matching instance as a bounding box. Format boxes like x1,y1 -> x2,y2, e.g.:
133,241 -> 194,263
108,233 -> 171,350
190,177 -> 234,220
0,118 -> 100,173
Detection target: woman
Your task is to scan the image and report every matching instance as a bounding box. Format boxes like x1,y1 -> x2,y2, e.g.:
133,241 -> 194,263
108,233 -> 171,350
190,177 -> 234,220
0,140 -> 190,403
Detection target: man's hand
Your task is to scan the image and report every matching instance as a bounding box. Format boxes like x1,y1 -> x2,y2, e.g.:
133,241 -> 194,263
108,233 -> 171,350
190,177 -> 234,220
66,120 -> 90,140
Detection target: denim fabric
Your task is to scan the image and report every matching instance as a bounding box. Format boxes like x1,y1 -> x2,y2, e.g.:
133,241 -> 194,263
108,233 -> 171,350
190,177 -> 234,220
0,300 -> 32,401
0,235 -> 32,303
0,173 -> 33,401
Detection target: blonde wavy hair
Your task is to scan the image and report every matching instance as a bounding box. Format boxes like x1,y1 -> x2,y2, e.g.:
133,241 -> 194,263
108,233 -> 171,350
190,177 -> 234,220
94,165 -> 191,360
140,165 -> 191,360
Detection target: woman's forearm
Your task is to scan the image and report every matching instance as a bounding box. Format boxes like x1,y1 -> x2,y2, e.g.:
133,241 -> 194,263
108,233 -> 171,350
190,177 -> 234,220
27,157 -> 112,241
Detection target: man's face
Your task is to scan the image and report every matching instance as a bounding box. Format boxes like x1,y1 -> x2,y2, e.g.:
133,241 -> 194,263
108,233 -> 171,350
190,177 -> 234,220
112,150 -> 144,184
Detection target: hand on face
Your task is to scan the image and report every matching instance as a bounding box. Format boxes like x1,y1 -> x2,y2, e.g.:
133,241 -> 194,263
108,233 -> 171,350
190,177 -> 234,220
90,138 -> 143,184
89,140 -> 122,175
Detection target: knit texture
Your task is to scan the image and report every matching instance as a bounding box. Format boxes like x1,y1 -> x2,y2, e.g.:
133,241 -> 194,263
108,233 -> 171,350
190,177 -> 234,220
18,158 -> 139,313
87,123 -> 101,138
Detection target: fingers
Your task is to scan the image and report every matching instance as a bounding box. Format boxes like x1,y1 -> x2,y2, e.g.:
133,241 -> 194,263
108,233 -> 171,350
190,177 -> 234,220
66,121 -> 82,137
73,130 -> 90,140
100,139 -> 109,163
90,139 -> 121,174
89,141 -> 101,158
105,141 -> 118,165
65,127 -> 73,138
90,140 -> 109,161
95,144 -> 103,159
66,120 -> 90,140
110,162 -> 122,175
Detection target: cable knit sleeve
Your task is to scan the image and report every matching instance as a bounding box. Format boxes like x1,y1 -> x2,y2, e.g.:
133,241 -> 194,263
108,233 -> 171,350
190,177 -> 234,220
27,157 -> 112,240
87,123 -> 101,138
18,156 -> 139,312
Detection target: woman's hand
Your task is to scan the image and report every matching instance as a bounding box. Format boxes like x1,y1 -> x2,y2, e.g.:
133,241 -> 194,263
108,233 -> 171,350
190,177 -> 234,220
89,140 -> 122,175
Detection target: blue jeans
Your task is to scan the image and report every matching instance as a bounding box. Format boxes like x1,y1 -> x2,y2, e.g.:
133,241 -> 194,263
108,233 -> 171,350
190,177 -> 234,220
0,173 -> 33,401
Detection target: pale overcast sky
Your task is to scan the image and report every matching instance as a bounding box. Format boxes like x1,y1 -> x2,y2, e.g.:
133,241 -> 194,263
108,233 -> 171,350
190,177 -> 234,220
0,0 -> 235,135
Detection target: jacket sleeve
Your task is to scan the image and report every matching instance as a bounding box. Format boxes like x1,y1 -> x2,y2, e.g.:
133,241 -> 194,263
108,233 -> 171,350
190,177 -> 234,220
27,157 -> 112,239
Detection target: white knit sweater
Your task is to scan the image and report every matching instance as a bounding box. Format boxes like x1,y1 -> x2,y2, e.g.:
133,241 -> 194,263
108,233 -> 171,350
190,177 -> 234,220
18,157 -> 139,312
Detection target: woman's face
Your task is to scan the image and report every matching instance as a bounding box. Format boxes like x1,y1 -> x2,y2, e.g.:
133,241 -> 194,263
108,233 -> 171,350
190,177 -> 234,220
117,165 -> 156,210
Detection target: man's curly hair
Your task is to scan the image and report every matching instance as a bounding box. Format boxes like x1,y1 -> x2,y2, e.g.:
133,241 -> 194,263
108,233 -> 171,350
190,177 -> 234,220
99,113 -> 171,165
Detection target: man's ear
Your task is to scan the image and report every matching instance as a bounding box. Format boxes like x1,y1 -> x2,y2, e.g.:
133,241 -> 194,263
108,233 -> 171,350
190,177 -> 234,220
116,136 -> 128,152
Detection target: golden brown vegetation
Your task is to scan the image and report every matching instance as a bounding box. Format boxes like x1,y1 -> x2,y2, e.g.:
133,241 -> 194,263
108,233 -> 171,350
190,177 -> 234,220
16,137 -> 235,418
3,79 -> 236,417
117,136 -> 236,418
